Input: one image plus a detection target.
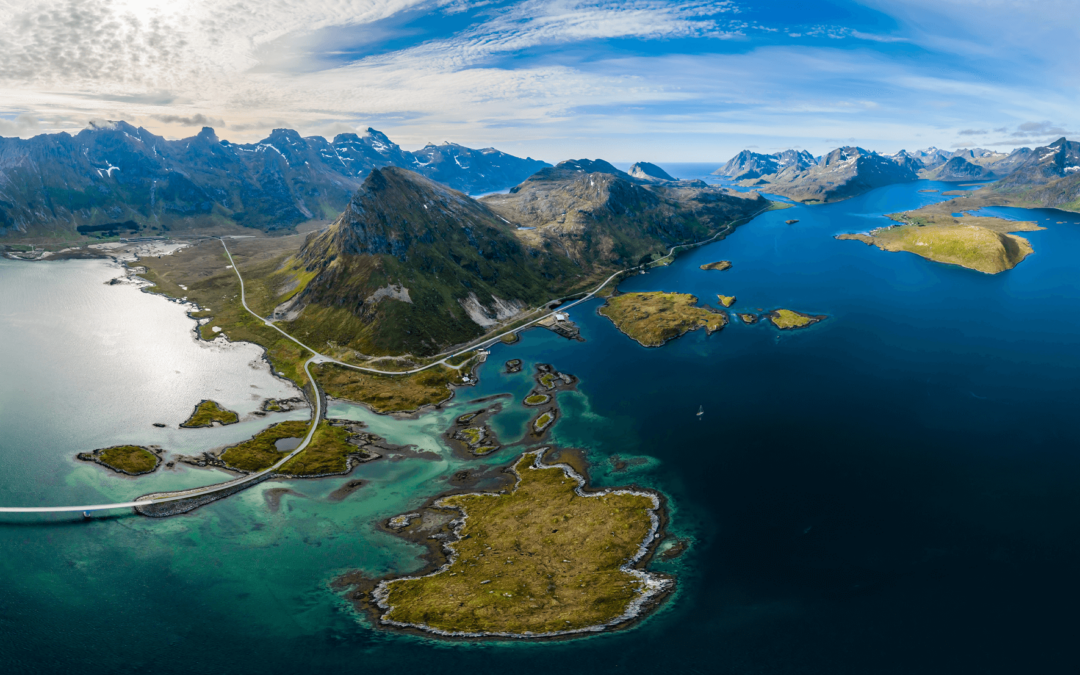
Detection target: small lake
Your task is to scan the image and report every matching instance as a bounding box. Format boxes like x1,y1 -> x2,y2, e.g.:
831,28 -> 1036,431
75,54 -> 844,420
3,176 -> 1080,673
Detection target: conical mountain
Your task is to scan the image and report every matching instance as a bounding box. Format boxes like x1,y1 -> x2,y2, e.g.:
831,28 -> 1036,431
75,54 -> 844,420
288,167 -> 574,356
628,162 -> 676,181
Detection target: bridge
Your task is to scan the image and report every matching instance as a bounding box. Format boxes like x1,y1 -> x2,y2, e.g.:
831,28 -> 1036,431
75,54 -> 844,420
0,207 -> 764,515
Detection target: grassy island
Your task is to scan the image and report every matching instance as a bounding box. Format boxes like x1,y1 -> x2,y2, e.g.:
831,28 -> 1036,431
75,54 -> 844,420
459,427 -> 484,445
738,313 -> 758,324
447,406 -> 504,457
374,452 -> 668,637
315,362 -> 469,413
717,295 -> 736,308
524,393 -> 551,406
836,208 -> 1042,274
598,292 -> 727,347
180,400 -> 239,428
699,260 -> 732,271
533,410 -> 557,434
767,309 -> 826,330
277,421 -> 378,477
219,420 -> 309,472
78,445 -> 160,475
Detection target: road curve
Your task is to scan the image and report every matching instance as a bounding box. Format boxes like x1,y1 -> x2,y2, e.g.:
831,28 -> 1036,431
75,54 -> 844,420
0,357 -> 323,514
0,205 -> 767,514
232,203 -> 769,373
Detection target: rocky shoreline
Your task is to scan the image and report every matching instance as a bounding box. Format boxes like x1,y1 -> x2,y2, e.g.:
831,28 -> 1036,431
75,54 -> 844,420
76,445 -> 164,476
766,309 -> 828,330
443,403 -> 505,457
339,449 -> 674,641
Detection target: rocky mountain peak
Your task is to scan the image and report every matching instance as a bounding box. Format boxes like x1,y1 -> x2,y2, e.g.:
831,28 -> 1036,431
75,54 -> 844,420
555,158 -> 623,174
363,128 -> 393,143
85,119 -> 119,131
628,162 -> 675,181
317,166 -> 499,260
196,127 -> 219,143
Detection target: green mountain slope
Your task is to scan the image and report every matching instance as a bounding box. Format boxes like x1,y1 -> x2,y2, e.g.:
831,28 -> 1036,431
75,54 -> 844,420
283,168 -> 577,356
281,162 -> 768,357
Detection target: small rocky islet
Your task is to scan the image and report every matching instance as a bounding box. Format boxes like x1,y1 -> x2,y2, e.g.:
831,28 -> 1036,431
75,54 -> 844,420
699,260 -> 732,271
446,405 -> 504,457
766,309 -> 827,330
179,400 -> 239,428
77,445 -> 162,476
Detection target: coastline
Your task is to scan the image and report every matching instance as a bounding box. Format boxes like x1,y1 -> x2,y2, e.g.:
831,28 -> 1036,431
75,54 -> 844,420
76,445 -> 164,477
359,449 -> 674,641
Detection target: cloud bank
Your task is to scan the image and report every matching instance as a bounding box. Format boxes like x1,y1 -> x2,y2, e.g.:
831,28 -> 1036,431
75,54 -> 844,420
0,0 -> 1076,161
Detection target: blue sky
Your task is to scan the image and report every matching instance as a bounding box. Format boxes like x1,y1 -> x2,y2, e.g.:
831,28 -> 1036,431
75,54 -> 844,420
0,0 -> 1075,163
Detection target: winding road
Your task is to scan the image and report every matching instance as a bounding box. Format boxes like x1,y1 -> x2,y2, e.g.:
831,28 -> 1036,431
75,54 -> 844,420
0,204 -> 767,515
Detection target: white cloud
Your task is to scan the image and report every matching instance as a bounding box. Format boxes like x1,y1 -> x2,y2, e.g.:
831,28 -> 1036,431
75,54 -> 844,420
0,0 -> 1075,162
0,113 -> 40,136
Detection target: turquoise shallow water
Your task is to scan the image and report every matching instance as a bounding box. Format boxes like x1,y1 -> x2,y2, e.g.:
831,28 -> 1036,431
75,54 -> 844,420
5,178 -> 1080,673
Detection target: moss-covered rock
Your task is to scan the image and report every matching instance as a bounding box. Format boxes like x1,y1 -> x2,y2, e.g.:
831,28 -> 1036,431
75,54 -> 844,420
78,445 -> 161,475
180,400 -> 239,428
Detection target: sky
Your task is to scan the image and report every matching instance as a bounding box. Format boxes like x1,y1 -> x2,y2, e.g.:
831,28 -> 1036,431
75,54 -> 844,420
0,0 -> 1076,163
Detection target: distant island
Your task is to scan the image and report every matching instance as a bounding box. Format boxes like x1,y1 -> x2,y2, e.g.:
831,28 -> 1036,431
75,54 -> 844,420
371,451 -> 670,638
767,309 -> 826,330
717,295 -> 736,308
836,203 -> 1042,274
700,260 -> 732,271
599,292 -> 727,347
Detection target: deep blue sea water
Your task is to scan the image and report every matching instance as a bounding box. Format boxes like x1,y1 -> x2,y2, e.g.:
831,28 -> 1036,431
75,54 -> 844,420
4,178 -> 1080,673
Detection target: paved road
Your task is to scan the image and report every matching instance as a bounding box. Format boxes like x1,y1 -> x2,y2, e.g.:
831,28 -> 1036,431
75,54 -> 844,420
0,357 -> 323,514
0,206 -> 765,514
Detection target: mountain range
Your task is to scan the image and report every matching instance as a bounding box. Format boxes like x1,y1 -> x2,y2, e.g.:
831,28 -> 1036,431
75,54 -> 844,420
275,160 -> 768,355
989,138 -> 1080,210
715,146 -> 917,203
710,141 -> 1079,203
0,121 -> 548,237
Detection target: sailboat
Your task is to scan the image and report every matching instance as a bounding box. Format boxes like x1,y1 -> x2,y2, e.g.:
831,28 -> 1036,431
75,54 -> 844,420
696,405 -> 704,418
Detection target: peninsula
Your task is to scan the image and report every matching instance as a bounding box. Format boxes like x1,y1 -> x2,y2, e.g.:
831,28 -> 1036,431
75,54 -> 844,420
599,292 -> 727,347
372,451 -> 670,638
836,204 -> 1042,274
